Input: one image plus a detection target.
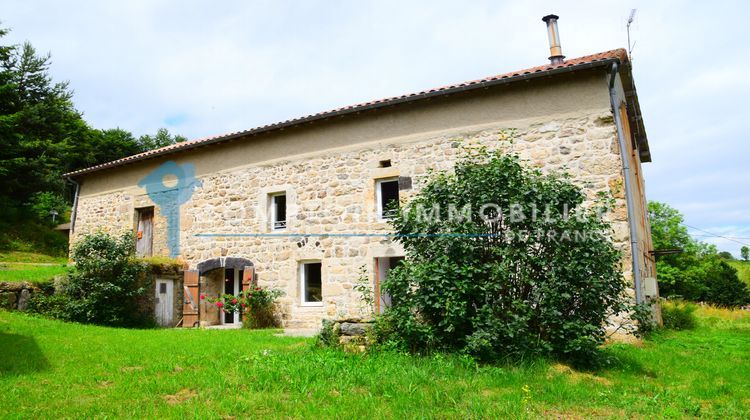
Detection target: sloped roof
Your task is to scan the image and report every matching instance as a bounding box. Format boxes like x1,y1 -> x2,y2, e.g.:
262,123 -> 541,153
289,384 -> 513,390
65,48 -> 647,177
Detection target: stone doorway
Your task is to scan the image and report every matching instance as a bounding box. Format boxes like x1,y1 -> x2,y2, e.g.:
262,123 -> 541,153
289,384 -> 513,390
188,257 -> 254,328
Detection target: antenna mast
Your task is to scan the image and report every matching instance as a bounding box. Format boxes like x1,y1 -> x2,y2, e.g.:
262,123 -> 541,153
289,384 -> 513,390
627,9 -> 637,57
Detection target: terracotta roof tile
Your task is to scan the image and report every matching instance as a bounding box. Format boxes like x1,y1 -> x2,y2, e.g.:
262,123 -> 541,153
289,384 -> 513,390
65,48 -> 628,177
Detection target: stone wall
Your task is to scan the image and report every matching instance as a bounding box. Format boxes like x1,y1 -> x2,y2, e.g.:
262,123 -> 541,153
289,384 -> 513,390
0,282 -> 46,311
73,109 -> 646,329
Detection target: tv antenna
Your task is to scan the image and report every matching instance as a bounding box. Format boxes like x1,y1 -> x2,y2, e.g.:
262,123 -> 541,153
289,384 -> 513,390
627,9 -> 637,57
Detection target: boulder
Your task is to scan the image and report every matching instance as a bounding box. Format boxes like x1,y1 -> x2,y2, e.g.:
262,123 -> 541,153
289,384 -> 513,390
17,289 -> 31,311
339,322 -> 372,336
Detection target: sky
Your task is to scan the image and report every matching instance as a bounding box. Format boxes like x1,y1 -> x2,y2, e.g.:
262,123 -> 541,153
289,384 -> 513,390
3,0 -> 749,256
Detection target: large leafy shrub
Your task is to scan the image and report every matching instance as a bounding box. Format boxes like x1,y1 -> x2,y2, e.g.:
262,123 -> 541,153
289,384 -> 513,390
29,231 -> 151,327
379,149 -> 628,362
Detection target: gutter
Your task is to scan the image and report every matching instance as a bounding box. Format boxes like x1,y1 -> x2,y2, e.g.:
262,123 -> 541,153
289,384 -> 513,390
608,62 -> 643,304
65,176 -> 80,234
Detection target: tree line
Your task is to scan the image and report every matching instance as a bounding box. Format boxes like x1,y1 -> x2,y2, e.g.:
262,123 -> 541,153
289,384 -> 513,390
649,201 -> 749,307
0,25 -> 186,254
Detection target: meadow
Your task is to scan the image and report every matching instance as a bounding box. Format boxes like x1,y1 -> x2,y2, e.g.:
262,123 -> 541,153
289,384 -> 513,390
1,306 -> 748,418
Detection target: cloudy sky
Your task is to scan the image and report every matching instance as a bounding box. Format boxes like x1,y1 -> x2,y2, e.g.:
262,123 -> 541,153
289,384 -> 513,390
3,0 -> 749,255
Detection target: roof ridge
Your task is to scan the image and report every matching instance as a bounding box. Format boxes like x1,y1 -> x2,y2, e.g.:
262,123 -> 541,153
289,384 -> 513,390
65,48 -> 628,177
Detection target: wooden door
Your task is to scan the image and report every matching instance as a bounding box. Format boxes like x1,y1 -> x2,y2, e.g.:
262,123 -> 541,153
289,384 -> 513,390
136,207 -> 154,257
155,279 -> 174,326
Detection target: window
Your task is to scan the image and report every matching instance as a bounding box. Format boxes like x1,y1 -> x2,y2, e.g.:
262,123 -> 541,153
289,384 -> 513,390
376,178 -> 400,219
270,193 -> 287,230
300,262 -> 322,305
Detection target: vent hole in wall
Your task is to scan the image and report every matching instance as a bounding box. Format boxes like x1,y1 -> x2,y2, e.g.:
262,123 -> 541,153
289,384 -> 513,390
379,159 -> 392,168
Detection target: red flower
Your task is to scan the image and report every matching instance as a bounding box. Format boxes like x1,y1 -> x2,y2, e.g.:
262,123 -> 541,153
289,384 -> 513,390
200,294 -> 205,300
216,301 -> 223,308
232,299 -> 237,305
241,303 -> 247,308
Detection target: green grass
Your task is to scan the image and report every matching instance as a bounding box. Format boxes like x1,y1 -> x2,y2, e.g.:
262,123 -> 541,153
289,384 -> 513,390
728,260 -> 750,285
0,251 -> 68,283
0,263 -> 68,283
0,251 -> 67,264
1,309 -> 748,418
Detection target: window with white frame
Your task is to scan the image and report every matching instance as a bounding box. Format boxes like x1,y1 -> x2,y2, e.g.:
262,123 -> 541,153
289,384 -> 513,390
269,193 -> 287,230
300,262 -> 322,305
376,178 -> 400,219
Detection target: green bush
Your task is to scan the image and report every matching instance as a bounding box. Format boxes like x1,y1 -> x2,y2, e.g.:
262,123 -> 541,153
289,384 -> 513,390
315,319 -> 339,348
28,231 -> 152,327
380,149 -> 628,363
27,293 -> 74,320
661,300 -> 698,330
205,287 -> 284,329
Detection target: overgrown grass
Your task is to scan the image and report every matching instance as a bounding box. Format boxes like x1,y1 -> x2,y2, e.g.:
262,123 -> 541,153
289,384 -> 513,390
1,308 -> 748,417
728,260 -> 750,286
0,263 -> 67,283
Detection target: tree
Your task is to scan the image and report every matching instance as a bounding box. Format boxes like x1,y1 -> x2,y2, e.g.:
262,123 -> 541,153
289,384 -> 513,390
380,149 -> 628,362
0,38 -> 86,211
741,246 -> 749,262
138,128 -> 187,151
0,26 -> 187,254
648,201 -> 749,307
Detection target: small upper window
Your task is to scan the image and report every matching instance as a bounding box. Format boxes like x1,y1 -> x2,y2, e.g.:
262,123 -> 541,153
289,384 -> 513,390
271,193 -> 287,230
376,178 -> 400,219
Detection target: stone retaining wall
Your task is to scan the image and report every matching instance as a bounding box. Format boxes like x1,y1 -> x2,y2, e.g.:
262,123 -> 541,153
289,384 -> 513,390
0,282 -> 47,311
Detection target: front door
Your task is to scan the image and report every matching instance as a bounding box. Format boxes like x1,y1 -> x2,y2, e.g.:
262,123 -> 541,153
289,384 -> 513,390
223,268 -> 243,324
155,279 -> 174,326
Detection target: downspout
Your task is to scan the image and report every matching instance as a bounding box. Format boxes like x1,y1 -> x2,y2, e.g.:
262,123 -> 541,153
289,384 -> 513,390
609,62 -> 643,304
66,176 -> 80,234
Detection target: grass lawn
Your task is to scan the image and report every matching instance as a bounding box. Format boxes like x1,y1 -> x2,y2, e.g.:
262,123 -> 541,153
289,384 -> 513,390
0,251 -> 68,283
0,263 -> 68,283
1,308 -> 748,418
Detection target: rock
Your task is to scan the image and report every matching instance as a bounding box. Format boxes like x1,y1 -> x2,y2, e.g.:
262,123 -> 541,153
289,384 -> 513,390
0,292 -> 16,309
17,289 -> 31,311
538,122 -> 560,133
0,282 -> 24,292
339,322 -> 372,336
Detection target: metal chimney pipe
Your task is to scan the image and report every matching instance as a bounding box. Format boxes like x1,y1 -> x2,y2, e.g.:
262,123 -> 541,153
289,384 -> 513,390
542,14 -> 565,64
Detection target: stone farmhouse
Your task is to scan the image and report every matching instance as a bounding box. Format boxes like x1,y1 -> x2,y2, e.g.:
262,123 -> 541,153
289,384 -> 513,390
64,17 -> 658,329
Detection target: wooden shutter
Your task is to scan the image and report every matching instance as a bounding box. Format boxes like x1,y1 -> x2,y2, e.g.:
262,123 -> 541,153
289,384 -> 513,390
242,266 -> 255,292
182,270 -> 199,328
